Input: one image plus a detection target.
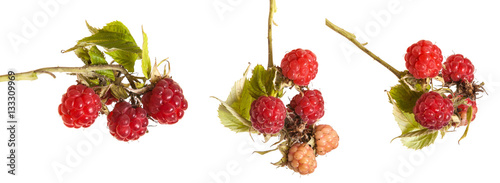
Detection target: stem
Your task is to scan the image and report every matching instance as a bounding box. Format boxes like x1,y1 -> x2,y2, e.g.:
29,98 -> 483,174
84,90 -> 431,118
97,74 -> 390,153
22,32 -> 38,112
267,0 -> 277,69
0,65 -> 135,88
325,19 -> 403,79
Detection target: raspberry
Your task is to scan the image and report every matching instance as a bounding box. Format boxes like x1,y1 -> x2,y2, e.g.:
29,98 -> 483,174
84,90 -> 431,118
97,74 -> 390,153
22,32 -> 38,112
314,124 -> 339,155
250,96 -> 286,134
404,40 -> 443,79
280,48 -> 318,86
413,91 -> 454,130
287,143 -> 317,175
442,54 -> 474,83
107,102 -> 148,141
457,98 -> 478,126
58,84 -> 102,128
289,90 -> 325,125
142,78 -> 188,124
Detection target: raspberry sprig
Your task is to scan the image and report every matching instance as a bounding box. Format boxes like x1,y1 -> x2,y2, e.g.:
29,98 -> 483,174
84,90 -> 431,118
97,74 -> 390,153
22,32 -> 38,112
214,0 -> 339,175
0,21 -> 188,142
326,19 -> 485,149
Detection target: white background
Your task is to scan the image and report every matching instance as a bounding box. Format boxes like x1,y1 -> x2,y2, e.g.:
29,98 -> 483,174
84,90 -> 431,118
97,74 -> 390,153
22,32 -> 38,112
1,0 -> 500,182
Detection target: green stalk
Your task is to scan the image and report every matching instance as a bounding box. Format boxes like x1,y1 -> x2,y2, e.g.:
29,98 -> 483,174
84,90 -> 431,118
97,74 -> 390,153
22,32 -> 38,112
325,18 -> 403,79
267,0 -> 277,69
0,65 -> 133,87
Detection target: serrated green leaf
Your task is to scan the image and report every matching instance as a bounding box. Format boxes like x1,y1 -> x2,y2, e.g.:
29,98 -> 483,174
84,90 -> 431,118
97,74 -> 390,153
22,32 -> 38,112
79,21 -> 141,53
391,128 -> 435,142
85,20 -> 98,34
401,131 -> 438,150
248,65 -> 281,98
458,106 -> 474,144
389,80 -> 425,113
213,97 -> 252,133
141,26 -> 151,79
88,46 -> 115,81
392,104 -> 421,134
231,81 -> 255,120
74,47 -> 91,65
106,49 -> 138,72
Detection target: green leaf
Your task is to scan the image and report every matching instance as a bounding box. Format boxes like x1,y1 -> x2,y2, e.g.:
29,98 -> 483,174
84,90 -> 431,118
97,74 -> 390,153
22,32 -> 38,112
458,106 -> 474,144
231,80 -> 255,120
110,84 -> 129,100
389,80 -> 425,113
213,96 -> 252,133
400,131 -> 438,150
106,49 -> 138,72
74,47 -> 91,65
88,46 -> 115,81
141,26 -> 151,79
213,65 -> 254,133
85,20 -> 98,34
391,128 -> 436,142
247,65 -> 281,98
392,104 -> 438,149
392,104 -> 421,134
79,21 -> 141,53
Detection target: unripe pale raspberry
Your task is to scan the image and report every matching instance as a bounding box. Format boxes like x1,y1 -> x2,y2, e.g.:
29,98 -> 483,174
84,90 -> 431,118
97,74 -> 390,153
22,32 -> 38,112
250,96 -> 286,134
289,90 -> 325,125
442,54 -> 474,83
288,143 -> 317,175
413,91 -> 454,130
280,48 -> 318,86
404,40 -> 443,79
107,102 -> 148,142
58,84 -> 102,128
314,124 -> 339,155
142,78 -> 188,124
457,98 -> 477,126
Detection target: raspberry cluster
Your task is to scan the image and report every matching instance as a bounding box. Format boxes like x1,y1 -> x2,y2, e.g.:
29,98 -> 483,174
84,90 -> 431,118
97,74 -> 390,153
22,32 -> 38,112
237,48 -> 338,175
404,40 -> 480,132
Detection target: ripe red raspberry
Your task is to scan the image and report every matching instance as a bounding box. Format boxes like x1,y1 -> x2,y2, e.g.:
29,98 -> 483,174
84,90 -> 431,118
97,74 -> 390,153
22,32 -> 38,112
280,48 -> 318,86
457,98 -> 478,126
404,40 -> 443,79
442,54 -> 474,83
107,102 -> 148,141
314,124 -> 339,155
250,96 -> 286,134
287,143 -> 317,175
413,91 -> 454,130
58,84 -> 102,128
289,90 -> 325,125
142,78 -> 188,124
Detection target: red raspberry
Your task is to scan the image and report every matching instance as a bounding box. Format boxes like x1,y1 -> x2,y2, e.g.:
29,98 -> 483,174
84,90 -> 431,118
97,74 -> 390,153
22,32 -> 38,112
413,91 -> 454,130
280,48 -> 318,86
404,40 -> 443,79
250,96 -> 286,134
142,78 -> 188,124
457,98 -> 478,126
287,143 -> 317,175
107,102 -> 148,141
442,54 -> 474,83
314,124 -> 339,155
289,90 -> 325,125
58,84 -> 102,128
